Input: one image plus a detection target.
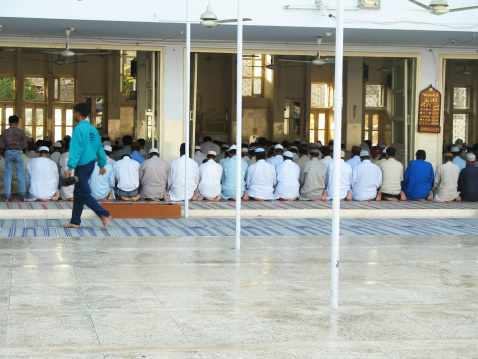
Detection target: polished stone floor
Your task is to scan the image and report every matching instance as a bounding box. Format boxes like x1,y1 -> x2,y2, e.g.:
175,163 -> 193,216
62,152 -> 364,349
0,227 -> 477,357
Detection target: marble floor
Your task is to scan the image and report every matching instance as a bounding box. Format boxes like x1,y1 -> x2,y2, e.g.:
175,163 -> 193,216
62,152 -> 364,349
0,230 -> 477,358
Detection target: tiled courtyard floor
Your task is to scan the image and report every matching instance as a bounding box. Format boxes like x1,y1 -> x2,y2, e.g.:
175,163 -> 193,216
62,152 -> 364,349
0,218 -> 476,357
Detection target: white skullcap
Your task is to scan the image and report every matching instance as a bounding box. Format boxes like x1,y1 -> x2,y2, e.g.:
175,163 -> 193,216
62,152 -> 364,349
255,148 -> 265,153
103,145 -> 113,152
241,147 -> 248,152
53,142 -> 62,148
222,144 -> 230,148
466,153 -> 476,161
360,150 -> 370,157
38,146 -> 49,152
274,144 -> 284,150
283,151 -> 293,158
340,150 -> 345,158
195,145 -> 201,150
230,144 -> 237,150
451,146 -> 460,152
102,140 -> 111,146
207,150 -> 217,156
149,148 -> 159,154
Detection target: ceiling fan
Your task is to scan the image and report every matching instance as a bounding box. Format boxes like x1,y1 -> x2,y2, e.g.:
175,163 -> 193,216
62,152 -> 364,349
456,63 -> 477,76
29,54 -> 87,66
408,0 -> 478,15
200,2 -> 252,27
38,28 -> 109,57
278,36 -> 335,66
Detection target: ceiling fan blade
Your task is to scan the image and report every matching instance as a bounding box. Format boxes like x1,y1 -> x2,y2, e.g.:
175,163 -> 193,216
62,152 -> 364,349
73,52 -> 111,56
216,18 -> 252,24
449,6 -> 478,13
37,49 -> 62,55
279,59 -> 311,64
407,0 -> 432,10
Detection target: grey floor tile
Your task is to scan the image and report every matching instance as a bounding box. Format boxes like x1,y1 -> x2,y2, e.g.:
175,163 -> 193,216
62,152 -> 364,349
11,266 -> 78,285
9,286 -> 87,312
82,285 -> 162,310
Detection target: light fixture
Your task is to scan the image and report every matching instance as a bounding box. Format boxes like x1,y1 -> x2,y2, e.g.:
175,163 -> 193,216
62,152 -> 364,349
200,3 -> 219,27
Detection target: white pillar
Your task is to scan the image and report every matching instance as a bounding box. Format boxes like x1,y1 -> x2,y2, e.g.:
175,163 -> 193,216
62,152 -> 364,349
235,0 -> 243,249
331,0 -> 344,310
184,0 -> 191,218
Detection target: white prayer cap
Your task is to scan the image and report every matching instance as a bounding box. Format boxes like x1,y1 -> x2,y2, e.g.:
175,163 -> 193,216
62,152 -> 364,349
283,151 -> 293,158
274,144 -> 284,150
149,148 -> 159,154
300,140 -> 307,145
102,140 -> 111,146
207,150 -> 217,156
360,142 -> 369,151
195,145 -> 201,150
360,150 -> 370,157
222,144 -> 230,148
38,146 -> 49,152
340,150 -> 345,158
382,149 -> 387,154
53,142 -> 62,148
103,145 -> 113,152
255,148 -> 265,153
466,153 -> 476,161
230,144 -> 237,150
241,147 -> 248,152
289,146 -> 298,151
451,146 -> 460,152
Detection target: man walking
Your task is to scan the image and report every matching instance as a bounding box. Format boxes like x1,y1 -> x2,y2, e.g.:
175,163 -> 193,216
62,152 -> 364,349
0,115 -> 28,202
62,103 -> 111,230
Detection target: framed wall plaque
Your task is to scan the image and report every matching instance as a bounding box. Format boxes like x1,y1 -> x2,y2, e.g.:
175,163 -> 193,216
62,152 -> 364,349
418,85 -> 441,133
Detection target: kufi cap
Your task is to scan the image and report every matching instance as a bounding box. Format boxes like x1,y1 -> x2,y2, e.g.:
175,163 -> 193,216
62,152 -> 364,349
195,145 -> 201,150
149,148 -> 159,154
230,144 -> 237,150
103,145 -> 113,152
310,148 -> 320,153
255,148 -> 265,153
102,140 -> 111,146
274,144 -> 284,150
43,136 -> 52,142
53,142 -> 62,148
300,140 -> 307,145
289,146 -> 298,150
222,144 -> 230,148
360,150 -> 370,157
207,150 -> 217,156
283,151 -> 293,158
451,146 -> 460,152
340,150 -> 345,158
38,146 -> 49,152
241,147 -> 248,152
382,149 -> 387,154
466,153 -> 476,161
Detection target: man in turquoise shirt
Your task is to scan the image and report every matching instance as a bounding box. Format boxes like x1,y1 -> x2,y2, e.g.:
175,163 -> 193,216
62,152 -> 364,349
62,103 -> 111,230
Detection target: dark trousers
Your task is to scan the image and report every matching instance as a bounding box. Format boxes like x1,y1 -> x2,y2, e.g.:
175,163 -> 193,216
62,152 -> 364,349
71,161 -> 110,225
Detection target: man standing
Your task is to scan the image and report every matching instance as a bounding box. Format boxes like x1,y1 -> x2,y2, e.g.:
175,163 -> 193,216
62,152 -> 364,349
198,151 -> 223,201
351,150 -> 382,201
401,149 -> 434,201
62,103 -> 111,230
433,152 -> 461,202
139,148 -> 169,201
0,115 -> 28,202
457,153 -> 478,202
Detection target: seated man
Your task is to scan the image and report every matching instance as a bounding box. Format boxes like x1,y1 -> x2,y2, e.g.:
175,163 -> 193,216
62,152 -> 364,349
351,150 -> 382,201
198,151 -> 223,201
26,146 -> 60,201
245,148 -> 276,201
103,144 -> 116,167
194,145 -> 206,166
164,143 -> 199,202
59,150 -> 74,201
433,152 -> 461,202
299,147 -> 328,201
266,144 -> 284,168
401,149 -> 434,201
89,162 -> 115,201
113,154 -> 141,201
221,145 -> 249,200
323,150 -> 352,201
130,141 -> 145,164
50,142 -> 62,166
293,147 -> 310,169
139,148 -> 169,201
274,151 -> 300,200
457,153 -> 478,202
378,147 -> 405,201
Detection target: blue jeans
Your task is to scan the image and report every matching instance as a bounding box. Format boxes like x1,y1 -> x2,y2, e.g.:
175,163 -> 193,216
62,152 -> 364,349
4,150 -> 26,200
70,161 -> 110,225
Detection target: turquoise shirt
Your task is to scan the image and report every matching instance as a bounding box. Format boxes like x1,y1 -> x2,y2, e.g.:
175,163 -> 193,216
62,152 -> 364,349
67,120 -> 107,170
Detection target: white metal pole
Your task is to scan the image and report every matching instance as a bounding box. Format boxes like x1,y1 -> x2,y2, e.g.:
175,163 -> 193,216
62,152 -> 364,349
151,52 -> 156,148
235,0 -> 243,249
331,0 -> 344,310
184,0 -> 191,218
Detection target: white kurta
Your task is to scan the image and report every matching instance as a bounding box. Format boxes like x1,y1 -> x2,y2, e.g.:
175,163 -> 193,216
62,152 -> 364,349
433,161 -> 460,202
113,156 -> 140,191
59,152 -> 74,200
299,157 -> 328,200
325,159 -> 353,200
351,160 -> 383,201
321,156 -> 332,168
245,159 -> 277,200
274,160 -> 300,199
266,155 -> 284,168
106,156 -> 116,167
26,157 -> 59,200
167,155 -> 199,201
198,159 -> 223,198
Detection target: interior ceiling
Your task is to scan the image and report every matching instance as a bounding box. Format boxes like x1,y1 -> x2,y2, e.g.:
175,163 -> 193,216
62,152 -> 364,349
0,17 -> 477,49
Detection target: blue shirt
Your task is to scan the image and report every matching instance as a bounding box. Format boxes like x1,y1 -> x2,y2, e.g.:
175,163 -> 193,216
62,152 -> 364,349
452,156 -> 466,172
401,159 -> 434,200
221,156 -> 248,200
346,155 -> 361,170
130,151 -> 145,164
458,164 -> 478,202
266,155 -> 284,168
68,120 -> 106,169
89,163 -> 115,200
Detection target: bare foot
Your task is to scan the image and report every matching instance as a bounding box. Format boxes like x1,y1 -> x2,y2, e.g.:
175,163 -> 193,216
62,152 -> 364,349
41,199 -> 51,202
51,190 -> 60,201
100,215 -> 112,231
375,191 -> 382,201
62,222 -> 80,228
251,197 -> 264,201
120,196 -> 133,202
427,190 -> 434,201
346,190 -> 352,202
400,191 -> 407,201
22,198 -> 27,202
68,198 -> 74,202
242,190 -> 249,201
131,194 -> 141,202
455,195 -> 462,203
107,190 -> 114,200
163,194 -> 171,202
385,197 -> 399,201
191,189 -> 199,201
